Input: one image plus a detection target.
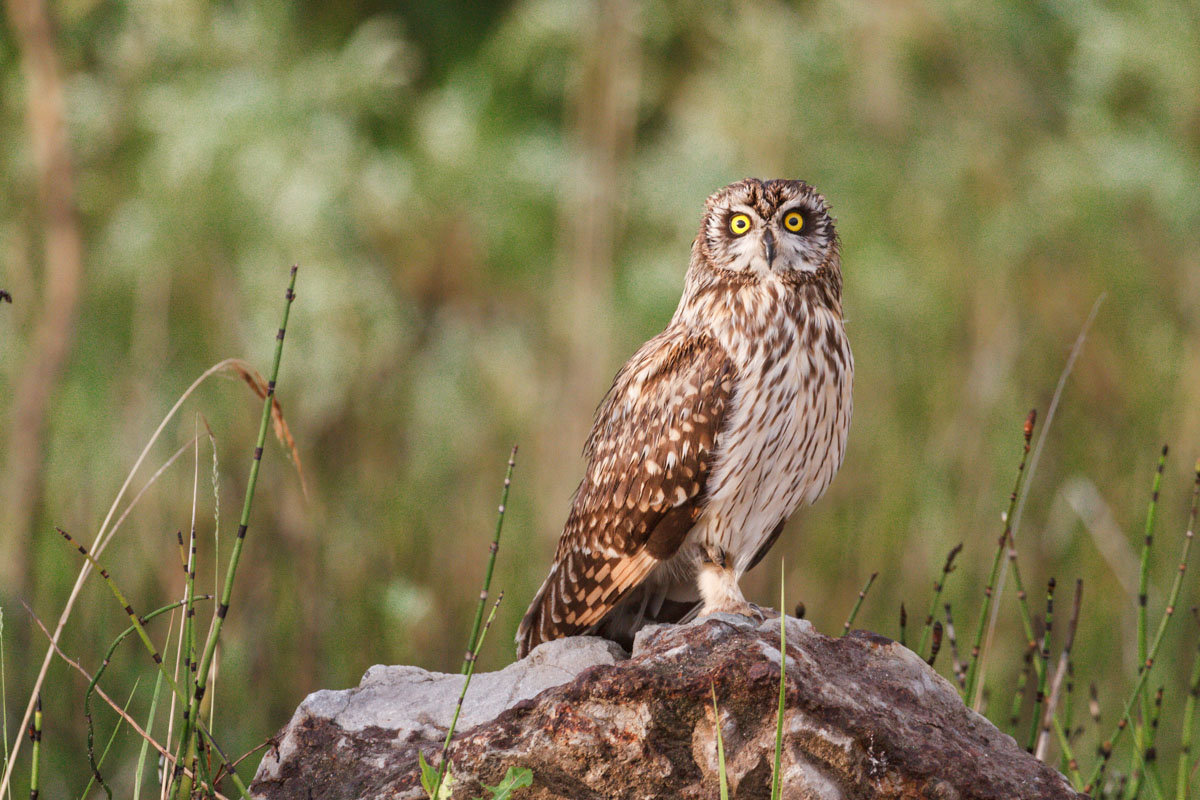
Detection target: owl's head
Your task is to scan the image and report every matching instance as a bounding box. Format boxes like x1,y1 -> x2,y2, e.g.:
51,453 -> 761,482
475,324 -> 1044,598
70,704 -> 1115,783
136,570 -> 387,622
693,178 -> 838,283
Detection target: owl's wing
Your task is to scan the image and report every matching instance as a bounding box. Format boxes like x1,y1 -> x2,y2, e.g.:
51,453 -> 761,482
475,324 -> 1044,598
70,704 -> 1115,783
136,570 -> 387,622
516,329 -> 735,657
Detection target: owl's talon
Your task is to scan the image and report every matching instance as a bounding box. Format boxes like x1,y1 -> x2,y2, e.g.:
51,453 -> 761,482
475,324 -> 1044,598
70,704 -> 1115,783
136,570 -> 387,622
698,599 -> 756,618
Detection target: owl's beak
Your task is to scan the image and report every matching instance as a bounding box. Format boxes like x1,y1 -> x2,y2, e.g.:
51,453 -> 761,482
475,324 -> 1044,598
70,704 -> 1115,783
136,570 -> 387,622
762,228 -> 777,269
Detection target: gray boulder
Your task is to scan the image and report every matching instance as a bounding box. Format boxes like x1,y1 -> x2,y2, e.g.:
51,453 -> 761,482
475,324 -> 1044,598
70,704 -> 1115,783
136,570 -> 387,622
250,614 -> 1084,799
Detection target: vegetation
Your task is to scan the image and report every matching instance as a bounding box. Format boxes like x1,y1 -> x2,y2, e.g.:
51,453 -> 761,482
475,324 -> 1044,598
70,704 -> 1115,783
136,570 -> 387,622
1,0 -> 1198,796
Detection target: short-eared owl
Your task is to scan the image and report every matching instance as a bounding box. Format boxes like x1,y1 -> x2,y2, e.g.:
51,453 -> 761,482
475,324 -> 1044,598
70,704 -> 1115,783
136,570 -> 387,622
516,178 -> 853,658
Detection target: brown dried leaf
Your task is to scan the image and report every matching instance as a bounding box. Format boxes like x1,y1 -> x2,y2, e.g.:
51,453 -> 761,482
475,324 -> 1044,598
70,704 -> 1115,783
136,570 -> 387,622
224,359 -> 309,501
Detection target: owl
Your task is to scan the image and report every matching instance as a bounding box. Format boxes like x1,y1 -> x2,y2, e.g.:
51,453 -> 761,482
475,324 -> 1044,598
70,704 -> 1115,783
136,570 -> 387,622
516,178 -> 853,658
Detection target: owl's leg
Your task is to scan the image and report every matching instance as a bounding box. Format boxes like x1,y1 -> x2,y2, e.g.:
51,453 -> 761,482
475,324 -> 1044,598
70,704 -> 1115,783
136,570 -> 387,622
696,546 -> 758,618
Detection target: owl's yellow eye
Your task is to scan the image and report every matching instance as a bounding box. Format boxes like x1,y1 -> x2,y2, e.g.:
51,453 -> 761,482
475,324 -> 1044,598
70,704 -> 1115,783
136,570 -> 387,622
783,211 -> 804,233
728,214 -> 752,236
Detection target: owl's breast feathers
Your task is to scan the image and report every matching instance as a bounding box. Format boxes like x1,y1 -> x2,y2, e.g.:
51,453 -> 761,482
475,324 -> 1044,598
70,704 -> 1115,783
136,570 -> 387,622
515,329 -> 736,657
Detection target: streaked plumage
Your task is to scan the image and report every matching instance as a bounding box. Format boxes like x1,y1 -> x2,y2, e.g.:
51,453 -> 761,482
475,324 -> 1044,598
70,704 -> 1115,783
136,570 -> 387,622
517,178 -> 853,658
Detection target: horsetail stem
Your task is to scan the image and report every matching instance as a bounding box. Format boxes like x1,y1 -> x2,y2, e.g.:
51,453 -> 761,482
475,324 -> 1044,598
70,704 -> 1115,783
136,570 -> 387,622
463,446 -> 517,673
1132,446 -> 1169,789
27,697 -> 40,800
918,544 -> 962,658
842,572 -> 878,636
55,528 -> 249,798
434,593 -> 504,798
1026,579 -> 1055,753
965,409 -> 1036,706
177,266 -> 297,798
1084,459 -> 1200,794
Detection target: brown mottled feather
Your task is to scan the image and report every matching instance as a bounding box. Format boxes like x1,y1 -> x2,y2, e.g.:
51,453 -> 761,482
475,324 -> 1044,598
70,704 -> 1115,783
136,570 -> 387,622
516,331 -> 735,656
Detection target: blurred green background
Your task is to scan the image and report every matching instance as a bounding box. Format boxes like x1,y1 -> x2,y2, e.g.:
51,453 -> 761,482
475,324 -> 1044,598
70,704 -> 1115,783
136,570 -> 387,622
2,0 -> 1199,794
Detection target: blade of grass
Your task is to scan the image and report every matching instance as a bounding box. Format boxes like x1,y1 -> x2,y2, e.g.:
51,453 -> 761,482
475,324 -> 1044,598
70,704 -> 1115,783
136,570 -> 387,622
842,572 -> 877,636
463,446 -> 517,673
207,421 -> 221,737
917,544 -> 962,658
134,650 -> 167,800
899,603 -> 907,648
212,739 -> 274,787
771,563 -> 786,800
711,683 -> 728,800
1138,686 -> 1165,800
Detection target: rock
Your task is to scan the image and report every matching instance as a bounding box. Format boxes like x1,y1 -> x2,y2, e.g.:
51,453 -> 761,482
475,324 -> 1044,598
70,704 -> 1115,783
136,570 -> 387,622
250,614 -> 1084,800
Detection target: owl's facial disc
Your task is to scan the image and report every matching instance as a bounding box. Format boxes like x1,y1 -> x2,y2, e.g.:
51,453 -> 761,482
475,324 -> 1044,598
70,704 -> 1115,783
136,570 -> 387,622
703,179 -> 835,278
711,206 -> 818,276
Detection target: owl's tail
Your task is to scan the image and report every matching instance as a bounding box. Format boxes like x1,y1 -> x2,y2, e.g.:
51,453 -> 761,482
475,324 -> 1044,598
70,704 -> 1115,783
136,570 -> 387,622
516,557 -> 699,658
515,569 -> 557,658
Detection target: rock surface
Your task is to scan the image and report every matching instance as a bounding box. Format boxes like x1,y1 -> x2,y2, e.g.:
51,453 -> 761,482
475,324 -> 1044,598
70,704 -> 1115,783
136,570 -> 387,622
250,614 -> 1085,799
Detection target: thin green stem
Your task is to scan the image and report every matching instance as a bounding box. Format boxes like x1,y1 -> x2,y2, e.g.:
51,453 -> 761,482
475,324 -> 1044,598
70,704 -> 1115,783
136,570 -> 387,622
463,446 -> 517,673
1177,615 -> 1200,800
842,572 -> 877,636
434,593 -> 504,797
173,527 -> 201,788
1038,579 -> 1082,765
1009,642 -> 1035,736
918,544 -> 962,658
55,528 -> 248,799
81,680 -> 140,800
1026,579 -> 1055,753
1132,447 -> 1169,796
84,597 -> 213,794
133,667 -> 166,800
1134,686 -> 1166,800
771,563 -> 786,800
965,409 -> 1036,706
1085,459 -> 1200,794
1060,664 -> 1075,777
1003,522 -> 1081,786
27,697 -> 39,800
179,266 -> 297,799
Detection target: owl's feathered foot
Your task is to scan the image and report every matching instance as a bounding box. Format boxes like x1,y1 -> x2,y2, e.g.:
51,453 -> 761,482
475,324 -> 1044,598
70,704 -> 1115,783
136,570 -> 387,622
697,547 -> 762,619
